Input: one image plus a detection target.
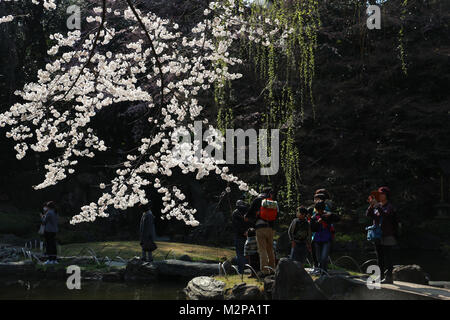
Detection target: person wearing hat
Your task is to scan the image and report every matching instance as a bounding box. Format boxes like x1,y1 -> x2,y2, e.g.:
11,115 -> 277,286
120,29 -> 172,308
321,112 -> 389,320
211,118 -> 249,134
309,189 -> 335,273
232,199 -> 250,274
139,202 -> 157,262
310,200 -> 340,274
366,186 -> 399,284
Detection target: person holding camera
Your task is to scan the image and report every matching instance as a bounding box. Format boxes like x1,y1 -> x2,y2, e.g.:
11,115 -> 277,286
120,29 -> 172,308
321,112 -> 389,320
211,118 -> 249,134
232,200 -> 250,274
366,186 -> 399,284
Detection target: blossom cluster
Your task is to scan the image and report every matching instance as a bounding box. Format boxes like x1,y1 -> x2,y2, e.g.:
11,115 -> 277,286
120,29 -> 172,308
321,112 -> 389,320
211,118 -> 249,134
0,0 -> 287,225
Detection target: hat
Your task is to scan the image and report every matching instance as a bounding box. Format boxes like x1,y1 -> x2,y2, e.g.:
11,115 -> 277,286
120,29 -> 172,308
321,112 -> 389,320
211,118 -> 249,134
314,188 -> 330,200
378,186 -> 390,195
314,193 -> 327,201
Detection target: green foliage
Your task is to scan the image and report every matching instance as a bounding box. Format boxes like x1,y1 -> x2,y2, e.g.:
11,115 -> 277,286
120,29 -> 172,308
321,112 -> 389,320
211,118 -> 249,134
60,241 -> 235,262
214,274 -> 264,290
235,1 -> 321,213
334,233 -> 365,244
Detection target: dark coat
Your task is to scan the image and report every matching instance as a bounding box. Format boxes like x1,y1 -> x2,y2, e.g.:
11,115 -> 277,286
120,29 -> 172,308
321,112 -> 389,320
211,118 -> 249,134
139,210 -> 156,243
232,206 -> 249,239
42,209 -> 58,233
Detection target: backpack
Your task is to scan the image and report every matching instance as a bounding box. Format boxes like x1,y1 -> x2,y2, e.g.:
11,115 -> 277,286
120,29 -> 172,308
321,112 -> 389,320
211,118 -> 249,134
259,198 -> 278,222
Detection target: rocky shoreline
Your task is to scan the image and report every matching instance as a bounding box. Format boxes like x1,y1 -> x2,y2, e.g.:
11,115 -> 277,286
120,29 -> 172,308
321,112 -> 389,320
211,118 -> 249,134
1,242 -> 446,300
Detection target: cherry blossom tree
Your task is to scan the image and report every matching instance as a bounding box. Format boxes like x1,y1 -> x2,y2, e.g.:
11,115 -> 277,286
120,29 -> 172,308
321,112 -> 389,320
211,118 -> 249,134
0,0 -> 290,225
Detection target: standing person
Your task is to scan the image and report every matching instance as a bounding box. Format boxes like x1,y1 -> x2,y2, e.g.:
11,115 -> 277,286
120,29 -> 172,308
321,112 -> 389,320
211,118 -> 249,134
288,206 -> 312,265
308,191 -> 327,272
310,201 -> 340,275
232,200 -> 250,274
245,188 -> 278,276
244,228 -> 259,277
139,202 -> 157,262
366,186 -> 398,284
41,201 -> 59,265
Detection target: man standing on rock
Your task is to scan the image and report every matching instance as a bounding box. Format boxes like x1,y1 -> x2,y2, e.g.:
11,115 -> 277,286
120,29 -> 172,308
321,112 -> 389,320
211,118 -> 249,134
245,188 -> 278,276
232,200 -> 250,274
139,202 -> 157,262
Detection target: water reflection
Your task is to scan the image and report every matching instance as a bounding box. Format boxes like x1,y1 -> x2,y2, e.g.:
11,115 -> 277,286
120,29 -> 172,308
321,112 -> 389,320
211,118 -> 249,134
0,278 -> 185,300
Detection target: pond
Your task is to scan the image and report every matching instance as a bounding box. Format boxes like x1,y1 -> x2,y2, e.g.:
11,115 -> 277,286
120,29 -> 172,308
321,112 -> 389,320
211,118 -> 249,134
0,278 -> 185,300
330,249 -> 450,281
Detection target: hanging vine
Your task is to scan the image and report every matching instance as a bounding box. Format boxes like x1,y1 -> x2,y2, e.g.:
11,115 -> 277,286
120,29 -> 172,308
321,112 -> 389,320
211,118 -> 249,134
398,0 -> 408,76
214,0 -> 320,213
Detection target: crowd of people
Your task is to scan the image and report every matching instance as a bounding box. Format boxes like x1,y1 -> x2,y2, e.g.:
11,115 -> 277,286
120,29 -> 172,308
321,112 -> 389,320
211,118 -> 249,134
232,186 -> 399,283
37,185 -> 399,284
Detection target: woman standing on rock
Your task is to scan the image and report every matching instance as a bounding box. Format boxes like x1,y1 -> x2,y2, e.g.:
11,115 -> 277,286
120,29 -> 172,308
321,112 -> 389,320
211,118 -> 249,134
232,200 -> 250,274
366,186 -> 399,284
41,201 -> 59,265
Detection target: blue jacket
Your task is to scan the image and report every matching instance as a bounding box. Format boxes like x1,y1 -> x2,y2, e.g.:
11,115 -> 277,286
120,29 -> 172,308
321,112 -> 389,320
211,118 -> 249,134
310,209 -> 339,243
42,209 -> 58,233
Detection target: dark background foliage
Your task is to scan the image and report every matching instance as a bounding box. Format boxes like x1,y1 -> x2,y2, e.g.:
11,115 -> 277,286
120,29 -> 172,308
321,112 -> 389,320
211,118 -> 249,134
0,0 -> 449,253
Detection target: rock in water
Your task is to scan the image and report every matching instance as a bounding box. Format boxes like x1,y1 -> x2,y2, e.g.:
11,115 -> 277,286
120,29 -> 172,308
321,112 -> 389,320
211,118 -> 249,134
225,283 -> 264,300
184,276 -> 226,300
124,257 -> 158,282
393,265 -> 430,285
154,259 -> 220,278
124,258 -> 220,281
272,258 -> 327,300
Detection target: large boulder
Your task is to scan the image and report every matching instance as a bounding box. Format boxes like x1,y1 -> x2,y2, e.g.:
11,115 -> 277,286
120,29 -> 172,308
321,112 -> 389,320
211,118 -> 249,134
124,258 -> 220,281
225,283 -> 265,300
154,259 -> 220,278
272,258 -> 327,300
393,265 -> 430,285
184,276 -> 226,300
124,257 -> 158,282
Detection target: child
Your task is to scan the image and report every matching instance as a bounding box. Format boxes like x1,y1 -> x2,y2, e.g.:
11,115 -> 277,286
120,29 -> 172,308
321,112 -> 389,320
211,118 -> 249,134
244,228 -> 259,277
288,206 -> 312,265
310,201 -> 340,274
